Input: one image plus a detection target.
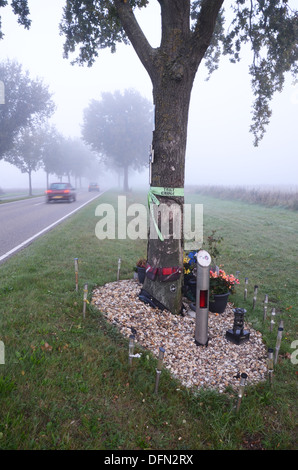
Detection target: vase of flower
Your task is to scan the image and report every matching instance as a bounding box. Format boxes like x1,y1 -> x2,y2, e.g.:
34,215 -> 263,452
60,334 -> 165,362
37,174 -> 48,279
209,269 -> 239,314
183,251 -> 197,300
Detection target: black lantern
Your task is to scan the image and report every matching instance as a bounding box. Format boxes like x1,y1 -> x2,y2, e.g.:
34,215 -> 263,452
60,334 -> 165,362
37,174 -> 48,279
226,308 -> 250,345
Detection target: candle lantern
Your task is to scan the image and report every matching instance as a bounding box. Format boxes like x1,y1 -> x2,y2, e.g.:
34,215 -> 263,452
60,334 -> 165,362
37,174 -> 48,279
263,294 -> 268,320
226,308 -> 250,345
253,285 -> 258,309
244,277 -> 248,301
274,322 -> 284,365
267,348 -> 274,385
128,335 -> 135,365
235,373 -> 248,413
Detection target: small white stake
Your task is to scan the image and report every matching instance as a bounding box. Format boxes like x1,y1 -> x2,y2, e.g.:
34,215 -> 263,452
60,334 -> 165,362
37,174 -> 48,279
117,257 -> 121,281
83,283 -> 88,319
154,347 -> 165,394
252,285 -> 258,309
244,277 -> 248,301
274,321 -> 284,364
74,258 -> 79,292
270,308 -> 276,332
235,373 -> 248,413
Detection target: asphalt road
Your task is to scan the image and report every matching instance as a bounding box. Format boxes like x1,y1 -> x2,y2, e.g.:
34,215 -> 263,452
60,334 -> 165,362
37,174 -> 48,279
0,189 -> 103,265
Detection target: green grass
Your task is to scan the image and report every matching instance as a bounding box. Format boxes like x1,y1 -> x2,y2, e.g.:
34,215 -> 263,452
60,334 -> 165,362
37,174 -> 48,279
0,190 -> 44,204
0,190 -> 297,450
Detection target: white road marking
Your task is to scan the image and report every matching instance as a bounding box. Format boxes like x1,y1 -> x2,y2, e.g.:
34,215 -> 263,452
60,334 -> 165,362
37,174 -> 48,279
0,193 -> 102,263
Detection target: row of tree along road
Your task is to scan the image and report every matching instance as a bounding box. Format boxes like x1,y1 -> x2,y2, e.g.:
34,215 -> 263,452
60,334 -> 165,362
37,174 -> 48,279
0,60 -> 152,194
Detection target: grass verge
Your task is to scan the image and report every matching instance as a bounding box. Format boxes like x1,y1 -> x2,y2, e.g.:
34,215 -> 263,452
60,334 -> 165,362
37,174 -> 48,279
0,190 -> 297,450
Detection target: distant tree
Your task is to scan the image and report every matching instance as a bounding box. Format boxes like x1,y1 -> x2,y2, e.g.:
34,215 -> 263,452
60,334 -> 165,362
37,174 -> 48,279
82,89 -> 153,192
0,60 -> 55,158
39,125 -> 65,188
59,137 -> 98,186
5,125 -> 44,195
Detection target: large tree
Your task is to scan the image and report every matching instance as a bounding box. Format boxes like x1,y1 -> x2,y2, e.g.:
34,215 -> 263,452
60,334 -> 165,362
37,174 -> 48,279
0,60 -> 55,158
2,1 -> 297,314
82,89 -> 153,191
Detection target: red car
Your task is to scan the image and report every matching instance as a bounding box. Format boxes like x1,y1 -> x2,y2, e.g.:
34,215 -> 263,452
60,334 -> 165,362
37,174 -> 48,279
45,183 -> 76,203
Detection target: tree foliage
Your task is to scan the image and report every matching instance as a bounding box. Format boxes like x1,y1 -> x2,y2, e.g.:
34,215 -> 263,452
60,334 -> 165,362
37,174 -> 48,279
59,0 -> 297,145
0,2 -> 296,143
0,60 -> 55,158
0,0 -> 31,40
82,88 -> 153,190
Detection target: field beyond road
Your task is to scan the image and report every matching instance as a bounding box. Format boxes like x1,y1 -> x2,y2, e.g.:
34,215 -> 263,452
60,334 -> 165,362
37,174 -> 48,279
0,190 -> 297,450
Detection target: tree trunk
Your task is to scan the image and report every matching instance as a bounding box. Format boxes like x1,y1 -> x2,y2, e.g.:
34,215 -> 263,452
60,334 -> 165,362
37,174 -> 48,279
114,0 -> 224,314
28,169 -> 32,196
143,67 -> 194,314
123,165 -> 129,192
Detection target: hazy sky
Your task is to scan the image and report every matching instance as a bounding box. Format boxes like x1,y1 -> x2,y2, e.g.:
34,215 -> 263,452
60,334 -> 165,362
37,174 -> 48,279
0,0 -> 297,190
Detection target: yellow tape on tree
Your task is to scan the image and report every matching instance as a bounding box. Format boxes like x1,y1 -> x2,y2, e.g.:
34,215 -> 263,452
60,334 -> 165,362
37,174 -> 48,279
148,187 -> 184,241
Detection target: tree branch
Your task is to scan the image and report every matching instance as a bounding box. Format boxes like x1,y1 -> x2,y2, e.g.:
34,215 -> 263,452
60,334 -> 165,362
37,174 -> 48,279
191,0 -> 224,69
113,0 -> 157,81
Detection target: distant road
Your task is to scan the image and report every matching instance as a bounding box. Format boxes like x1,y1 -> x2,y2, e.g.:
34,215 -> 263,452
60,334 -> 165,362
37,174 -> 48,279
0,190 -> 103,265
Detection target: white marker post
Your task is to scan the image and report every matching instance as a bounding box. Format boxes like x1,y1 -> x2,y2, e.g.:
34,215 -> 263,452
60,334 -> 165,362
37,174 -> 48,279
83,283 -> 88,319
263,294 -> 268,320
274,321 -> 284,365
154,347 -> 165,394
244,277 -> 248,301
74,258 -> 79,292
270,308 -> 276,332
267,348 -> 274,385
195,250 -> 211,347
117,257 -> 121,281
253,285 -> 258,309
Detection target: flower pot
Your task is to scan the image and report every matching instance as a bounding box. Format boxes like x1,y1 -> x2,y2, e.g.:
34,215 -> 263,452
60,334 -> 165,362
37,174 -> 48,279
137,267 -> 146,283
188,278 -> 197,298
183,274 -> 196,300
209,292 -> 230,314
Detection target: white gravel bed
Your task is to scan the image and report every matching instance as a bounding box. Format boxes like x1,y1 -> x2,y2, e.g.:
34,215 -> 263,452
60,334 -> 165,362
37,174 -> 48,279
92,279 -> 268,393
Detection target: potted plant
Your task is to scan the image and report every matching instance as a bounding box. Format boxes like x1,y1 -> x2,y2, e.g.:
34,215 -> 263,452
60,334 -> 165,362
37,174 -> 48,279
136,257 -> 147,283
183,251 -> 197,300
204,229 -> 224,272
209,269 -> 240,313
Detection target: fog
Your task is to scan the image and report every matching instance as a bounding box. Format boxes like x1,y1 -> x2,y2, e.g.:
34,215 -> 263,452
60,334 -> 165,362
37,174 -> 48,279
0,0 -> 297,191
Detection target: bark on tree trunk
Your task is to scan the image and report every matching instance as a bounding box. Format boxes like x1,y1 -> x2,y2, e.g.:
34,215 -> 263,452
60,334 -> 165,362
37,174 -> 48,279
114,0 -> 224,314
143,73 -> 194,314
